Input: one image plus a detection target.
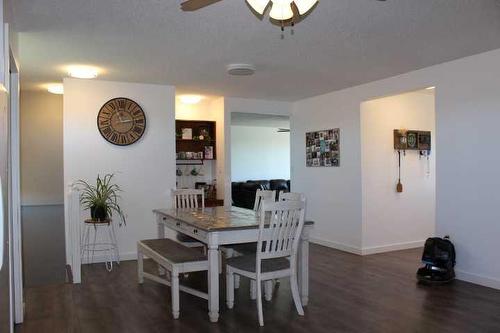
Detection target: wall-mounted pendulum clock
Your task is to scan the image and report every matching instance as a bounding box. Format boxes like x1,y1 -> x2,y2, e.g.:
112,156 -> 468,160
97,97 -> 146,146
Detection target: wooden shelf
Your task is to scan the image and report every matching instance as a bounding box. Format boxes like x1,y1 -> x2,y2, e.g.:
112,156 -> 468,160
176,139 -> 215,143
176,120 -> 217,160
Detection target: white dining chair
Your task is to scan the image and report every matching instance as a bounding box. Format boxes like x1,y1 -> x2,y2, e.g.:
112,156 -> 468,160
278,191 -> 306,202
172,189 -> 205,249
223,189 -> 276,296
226,200 -> 307,326
253,189 -> 276,214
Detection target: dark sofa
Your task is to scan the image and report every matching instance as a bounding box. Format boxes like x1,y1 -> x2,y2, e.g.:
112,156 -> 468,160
232,179 -> 290,209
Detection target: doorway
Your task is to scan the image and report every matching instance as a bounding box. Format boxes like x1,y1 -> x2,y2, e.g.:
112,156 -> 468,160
230,112 -> 291,207
360,88 -> 436,254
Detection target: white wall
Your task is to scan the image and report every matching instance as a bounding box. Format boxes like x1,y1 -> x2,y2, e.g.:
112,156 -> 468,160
291,48 -> 500,289
20,91 -> 63,205
231,125 -> 290,181
292,94 -> 363,253
64,78 -> 176,260
361,90 -> 436,254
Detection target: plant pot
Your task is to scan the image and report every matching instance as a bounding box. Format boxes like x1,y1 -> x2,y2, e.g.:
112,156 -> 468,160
91,205 -> 108,221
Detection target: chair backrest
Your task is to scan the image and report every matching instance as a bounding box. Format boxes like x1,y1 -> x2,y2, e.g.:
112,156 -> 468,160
256,200 -> 306,267
278,191 -> 306,202
172,188 -> 204,210
253,189 -> 276,213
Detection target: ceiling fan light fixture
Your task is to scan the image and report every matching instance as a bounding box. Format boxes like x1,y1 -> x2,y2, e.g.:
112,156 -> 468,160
269,0 -> 294,20
246,0 -> 270,15
293,0 -> 318,15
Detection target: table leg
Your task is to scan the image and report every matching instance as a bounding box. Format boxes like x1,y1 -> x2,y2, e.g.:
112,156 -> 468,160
297,228 -> 310,306
208,242 -> 220,323
157,214 -> 165,239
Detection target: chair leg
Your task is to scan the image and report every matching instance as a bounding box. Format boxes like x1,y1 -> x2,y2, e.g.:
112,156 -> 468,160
256,278 -> 264,326
290,272 -> 304,316
171,270 -> 180,319
226,269 -> 234,309
250,280 -> 257,300
137,250 -> 144,284
264,280 -> 273,301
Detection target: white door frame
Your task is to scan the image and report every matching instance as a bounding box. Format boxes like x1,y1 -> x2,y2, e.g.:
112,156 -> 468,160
9,49 -> 23,324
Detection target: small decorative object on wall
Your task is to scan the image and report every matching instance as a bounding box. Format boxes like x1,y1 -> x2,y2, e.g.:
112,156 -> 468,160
181,128 -> 193,140
97,97 -> 146,146
204,146 -> 214,160
76,174 -> 126,226
306,128 -> 340,167
393,129 -> 431,152
393,129 -> 432,193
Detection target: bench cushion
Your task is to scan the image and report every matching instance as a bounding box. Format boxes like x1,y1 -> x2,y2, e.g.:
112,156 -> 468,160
226,254 -> 290,273
139,239 -> 207,264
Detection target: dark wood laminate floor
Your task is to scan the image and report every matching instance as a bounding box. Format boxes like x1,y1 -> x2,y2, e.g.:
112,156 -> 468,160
15,245 -> 500,333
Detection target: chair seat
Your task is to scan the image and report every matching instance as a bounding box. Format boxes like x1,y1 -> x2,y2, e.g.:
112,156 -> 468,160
139,239 -> 207,264
226,254 -> 290,273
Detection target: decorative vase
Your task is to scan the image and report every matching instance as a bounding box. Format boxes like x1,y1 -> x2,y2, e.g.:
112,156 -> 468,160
91,205 -> 108,221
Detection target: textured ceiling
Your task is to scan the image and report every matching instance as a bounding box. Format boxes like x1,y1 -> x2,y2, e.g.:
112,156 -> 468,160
8,0 -> 500,101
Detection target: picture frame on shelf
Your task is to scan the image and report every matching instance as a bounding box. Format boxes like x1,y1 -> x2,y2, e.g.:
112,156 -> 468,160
204,146 -> 214,160
181,128 -> 193,140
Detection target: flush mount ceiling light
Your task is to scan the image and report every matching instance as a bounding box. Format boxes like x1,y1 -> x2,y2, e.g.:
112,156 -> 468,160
227,64 -> 256,76
179,95 -> 203,104
47,83 -> 64,95
67,65 -> 99,79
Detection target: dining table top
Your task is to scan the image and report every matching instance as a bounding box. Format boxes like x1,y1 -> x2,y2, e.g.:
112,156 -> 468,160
153,206 -> 314,233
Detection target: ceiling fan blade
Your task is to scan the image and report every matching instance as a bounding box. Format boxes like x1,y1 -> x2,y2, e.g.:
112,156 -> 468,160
181,0 -> 223,11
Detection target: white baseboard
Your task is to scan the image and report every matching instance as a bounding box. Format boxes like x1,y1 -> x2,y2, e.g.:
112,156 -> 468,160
361,240 -> 426,256
310,237 -> 362,255
310,237 -> 425,256
82,251 -> 137,265
455,269 -> 500,290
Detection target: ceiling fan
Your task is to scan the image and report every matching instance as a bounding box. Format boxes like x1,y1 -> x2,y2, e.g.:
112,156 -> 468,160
181,0 -> 319,26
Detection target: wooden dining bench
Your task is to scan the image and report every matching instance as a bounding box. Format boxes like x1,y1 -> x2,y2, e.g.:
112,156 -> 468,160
137,239 -> 208,319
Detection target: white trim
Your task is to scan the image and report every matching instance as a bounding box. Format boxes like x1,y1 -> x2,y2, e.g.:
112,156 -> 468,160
9,69 -> 22,324
81,251 -> 136,264
361,240 -> 426,256
455,269 -> 500,290
310,237 -> 425,256
310,237 -> 362,255
21,203 -> 64,207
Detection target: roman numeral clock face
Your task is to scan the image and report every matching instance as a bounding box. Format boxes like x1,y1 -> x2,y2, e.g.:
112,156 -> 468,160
97,98 -> 146,146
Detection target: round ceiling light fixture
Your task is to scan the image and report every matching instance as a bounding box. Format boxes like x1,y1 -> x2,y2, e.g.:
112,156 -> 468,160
67,65 -> 99,79
179,95 -> 204,104
227,64 -> 256,76
47,83 -> 64,95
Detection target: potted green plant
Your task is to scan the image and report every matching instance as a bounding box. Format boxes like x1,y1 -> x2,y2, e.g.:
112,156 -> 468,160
76,174 -> 126,226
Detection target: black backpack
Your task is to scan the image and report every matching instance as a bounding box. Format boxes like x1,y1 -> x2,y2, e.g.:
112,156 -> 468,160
416,236 -> 456,284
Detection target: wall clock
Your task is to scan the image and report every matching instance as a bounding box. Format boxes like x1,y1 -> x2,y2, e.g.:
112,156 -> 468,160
97,97 -> 146,146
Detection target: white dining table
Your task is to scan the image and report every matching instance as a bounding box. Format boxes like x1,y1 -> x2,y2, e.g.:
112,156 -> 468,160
153,206 -> 314,323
